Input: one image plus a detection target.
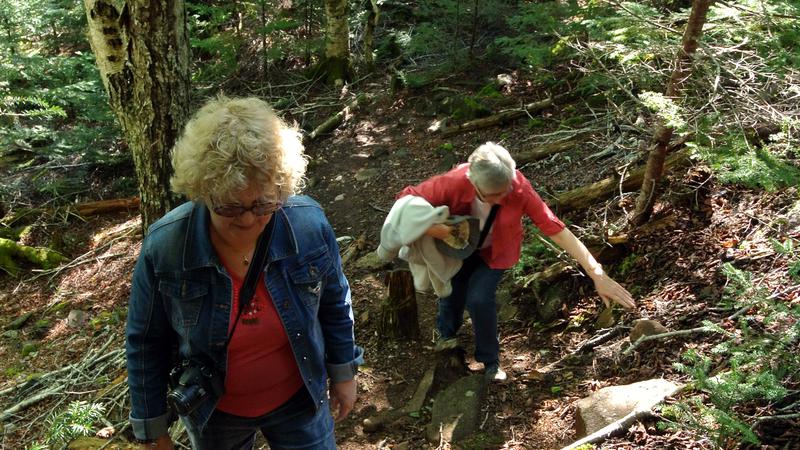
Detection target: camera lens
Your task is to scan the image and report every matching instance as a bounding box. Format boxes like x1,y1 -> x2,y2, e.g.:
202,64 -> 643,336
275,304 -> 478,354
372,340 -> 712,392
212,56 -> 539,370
167,384 -> 207,416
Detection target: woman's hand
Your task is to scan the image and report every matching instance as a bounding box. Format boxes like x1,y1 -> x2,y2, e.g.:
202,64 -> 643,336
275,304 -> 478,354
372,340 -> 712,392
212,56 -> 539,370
138,435 -> 174,449
330,378 -> 357,422
425,224 -> 453,240
591,272 -> 635,310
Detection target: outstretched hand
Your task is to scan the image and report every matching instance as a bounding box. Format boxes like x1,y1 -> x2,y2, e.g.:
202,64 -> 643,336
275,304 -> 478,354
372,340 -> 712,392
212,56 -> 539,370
591,273 -> 635,310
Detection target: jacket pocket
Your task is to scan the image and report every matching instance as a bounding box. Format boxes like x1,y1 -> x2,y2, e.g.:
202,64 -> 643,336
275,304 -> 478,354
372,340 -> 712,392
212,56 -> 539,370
287,246 -> 331,312
159,279 -> 209,327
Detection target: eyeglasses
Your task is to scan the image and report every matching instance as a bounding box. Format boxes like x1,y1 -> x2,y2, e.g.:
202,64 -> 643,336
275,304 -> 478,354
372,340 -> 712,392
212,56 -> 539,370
474,183 -> 511,202
212,200 -> 283,217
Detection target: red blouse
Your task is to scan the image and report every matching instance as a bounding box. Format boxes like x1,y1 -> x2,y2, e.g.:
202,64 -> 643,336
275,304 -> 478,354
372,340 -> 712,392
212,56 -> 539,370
399,163 -> 565,269
216,269 -> 304,417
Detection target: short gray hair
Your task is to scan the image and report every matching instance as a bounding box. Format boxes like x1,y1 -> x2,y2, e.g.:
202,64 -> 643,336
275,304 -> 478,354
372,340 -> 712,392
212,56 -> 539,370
467,142 -> 516,191
170,96 -> 307,204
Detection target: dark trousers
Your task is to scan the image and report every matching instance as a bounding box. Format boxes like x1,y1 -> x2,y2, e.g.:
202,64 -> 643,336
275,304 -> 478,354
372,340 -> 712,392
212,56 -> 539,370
436,252 -> 505,364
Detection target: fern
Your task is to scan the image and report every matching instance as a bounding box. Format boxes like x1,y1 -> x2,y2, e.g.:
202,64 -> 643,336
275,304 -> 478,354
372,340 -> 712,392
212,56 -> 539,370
1,96 -> 66,119
45,400 -> 105,445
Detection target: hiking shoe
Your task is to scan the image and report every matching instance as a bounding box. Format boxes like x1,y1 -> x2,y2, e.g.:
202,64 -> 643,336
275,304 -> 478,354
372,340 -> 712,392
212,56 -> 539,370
485,362 -> 508,383
434,337 -> 459,352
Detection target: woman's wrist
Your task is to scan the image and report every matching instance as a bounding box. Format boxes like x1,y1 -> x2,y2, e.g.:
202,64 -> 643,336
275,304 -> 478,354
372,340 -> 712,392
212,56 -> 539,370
588,264 -> 605,280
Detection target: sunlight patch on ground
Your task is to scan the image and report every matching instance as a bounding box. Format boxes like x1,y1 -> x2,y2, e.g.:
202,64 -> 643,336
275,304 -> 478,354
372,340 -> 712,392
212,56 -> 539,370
353,120 -> 390,147
91,216 -> 141,248
53,216 -> 141,314
44,317 -> 70,340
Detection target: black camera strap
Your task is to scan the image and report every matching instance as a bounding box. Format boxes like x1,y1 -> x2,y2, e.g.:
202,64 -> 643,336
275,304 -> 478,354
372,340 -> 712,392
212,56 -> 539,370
476,204 -> 500,249
226,214 -> 277,346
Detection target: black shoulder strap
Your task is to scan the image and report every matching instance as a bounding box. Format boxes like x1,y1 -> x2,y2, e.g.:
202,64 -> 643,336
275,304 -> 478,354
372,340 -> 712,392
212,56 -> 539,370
477,204 -> 500,249
226,216 -> 276,345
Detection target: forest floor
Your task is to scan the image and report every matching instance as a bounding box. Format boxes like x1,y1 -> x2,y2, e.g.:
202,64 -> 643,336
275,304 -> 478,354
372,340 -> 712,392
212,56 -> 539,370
1,74 -> 799,449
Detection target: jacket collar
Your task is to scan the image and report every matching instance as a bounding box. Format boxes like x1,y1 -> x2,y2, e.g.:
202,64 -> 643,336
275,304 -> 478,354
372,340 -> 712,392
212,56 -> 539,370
182,202 -> 299,271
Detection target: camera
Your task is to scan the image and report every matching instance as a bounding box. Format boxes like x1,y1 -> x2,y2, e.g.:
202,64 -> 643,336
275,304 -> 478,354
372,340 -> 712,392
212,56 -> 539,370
167,361 -> 224,416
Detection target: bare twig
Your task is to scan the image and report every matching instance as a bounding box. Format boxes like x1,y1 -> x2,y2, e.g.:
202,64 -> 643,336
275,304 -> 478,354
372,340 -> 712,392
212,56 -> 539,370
0,385 -> 62,422
368,203 -> 390,214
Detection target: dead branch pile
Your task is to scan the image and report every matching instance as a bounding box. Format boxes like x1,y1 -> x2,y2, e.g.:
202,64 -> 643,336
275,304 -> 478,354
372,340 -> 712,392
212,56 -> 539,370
0,334 -> 127,426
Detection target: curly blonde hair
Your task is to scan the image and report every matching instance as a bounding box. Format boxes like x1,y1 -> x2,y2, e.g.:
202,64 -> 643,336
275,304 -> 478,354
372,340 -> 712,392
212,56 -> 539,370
170,96 -> 307,204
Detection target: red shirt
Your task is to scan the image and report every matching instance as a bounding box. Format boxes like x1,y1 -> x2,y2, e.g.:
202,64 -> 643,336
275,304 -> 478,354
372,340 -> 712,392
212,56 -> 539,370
399,163 -> 565,269
216,269 -> 304,417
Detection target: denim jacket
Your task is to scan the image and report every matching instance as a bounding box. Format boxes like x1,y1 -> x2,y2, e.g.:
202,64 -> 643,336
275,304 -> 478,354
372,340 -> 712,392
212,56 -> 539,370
126,196 -> 363,440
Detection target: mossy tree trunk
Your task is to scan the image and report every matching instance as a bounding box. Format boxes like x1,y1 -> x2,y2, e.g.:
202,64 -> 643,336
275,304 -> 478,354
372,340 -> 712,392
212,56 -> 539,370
631,0 -> 711,226
319,0 -> 351,84
83,0 -> 190,232
0,238 -> 66,276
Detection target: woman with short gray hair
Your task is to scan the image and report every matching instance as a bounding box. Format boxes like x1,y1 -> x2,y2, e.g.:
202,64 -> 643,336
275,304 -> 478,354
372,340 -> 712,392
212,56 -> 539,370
399,142 -> 634,382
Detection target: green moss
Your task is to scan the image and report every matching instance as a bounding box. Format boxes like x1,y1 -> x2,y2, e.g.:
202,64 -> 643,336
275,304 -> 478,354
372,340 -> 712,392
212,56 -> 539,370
21,341 -> 39,357
459,432 -> 505,449
0,238 -> 19,275
696,136 -> 800,191
4,365 -> 23,378
33,319 -> 50,337
0,226 -> 23,240
0,237 -> 67,276
617,253 -> 639,277
49,301 -> 70,313
560,116 -> 584,128
476,83 -> 504,99
527,118 -> 546,129
452,96 -> 491,121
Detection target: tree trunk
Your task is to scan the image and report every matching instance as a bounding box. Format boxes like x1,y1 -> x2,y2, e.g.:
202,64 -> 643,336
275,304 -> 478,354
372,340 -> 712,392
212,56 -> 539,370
363,0 -> 379,71
378,269 -> 420,340
320,0 -> 351,84
631,0 -> 712,226
83,0 -> 190,232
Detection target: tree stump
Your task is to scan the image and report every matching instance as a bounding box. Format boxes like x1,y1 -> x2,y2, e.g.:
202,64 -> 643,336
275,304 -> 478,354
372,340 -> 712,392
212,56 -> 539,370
377,269 -> 420,340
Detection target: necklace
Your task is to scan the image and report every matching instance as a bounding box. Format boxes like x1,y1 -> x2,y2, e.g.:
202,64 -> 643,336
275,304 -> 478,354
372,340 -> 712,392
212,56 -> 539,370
242,255 -> 250,266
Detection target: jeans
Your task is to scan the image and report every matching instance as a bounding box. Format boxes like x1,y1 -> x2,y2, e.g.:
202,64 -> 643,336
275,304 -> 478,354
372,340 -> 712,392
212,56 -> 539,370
184,387 -> 336,450
437,252 -> 506,365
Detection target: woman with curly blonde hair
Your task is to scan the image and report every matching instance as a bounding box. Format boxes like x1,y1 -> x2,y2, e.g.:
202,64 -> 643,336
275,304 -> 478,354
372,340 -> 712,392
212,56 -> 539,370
126,96 -> 362,450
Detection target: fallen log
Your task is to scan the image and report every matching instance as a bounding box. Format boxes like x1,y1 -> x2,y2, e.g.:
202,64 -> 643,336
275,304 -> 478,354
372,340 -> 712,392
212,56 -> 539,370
74,197 -> 140,216
440,97 -> 554,137
515,138 -> 583,165
1,197 -> 140,227
0,238 -> 67,275
554,149 -> 690,213
307,93 -> 371,141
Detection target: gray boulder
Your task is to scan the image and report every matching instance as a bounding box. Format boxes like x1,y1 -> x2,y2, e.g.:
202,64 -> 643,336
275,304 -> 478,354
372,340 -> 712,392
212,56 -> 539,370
426,374 -> 486,443
575,378 -> 682,436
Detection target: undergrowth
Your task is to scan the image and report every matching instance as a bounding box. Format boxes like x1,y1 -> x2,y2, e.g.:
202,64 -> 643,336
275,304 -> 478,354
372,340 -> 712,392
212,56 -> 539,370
661,262 -> 800,446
